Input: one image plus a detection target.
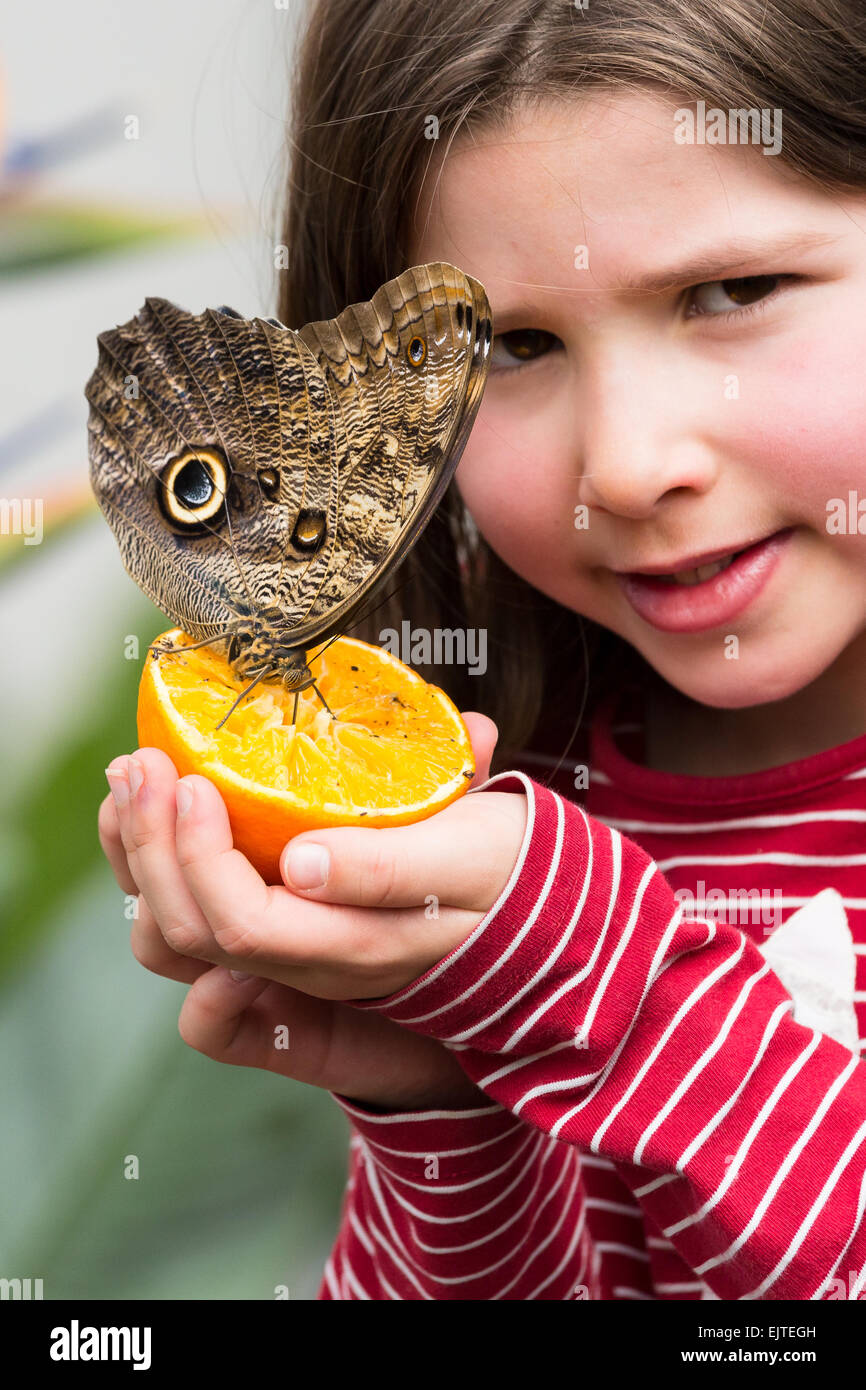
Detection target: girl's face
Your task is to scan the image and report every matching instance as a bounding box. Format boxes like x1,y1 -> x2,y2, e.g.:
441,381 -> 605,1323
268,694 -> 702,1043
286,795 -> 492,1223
408,89 -> 866,712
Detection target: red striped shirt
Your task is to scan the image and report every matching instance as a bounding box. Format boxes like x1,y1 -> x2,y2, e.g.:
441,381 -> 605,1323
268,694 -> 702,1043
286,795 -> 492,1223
318,677 -> 866,1300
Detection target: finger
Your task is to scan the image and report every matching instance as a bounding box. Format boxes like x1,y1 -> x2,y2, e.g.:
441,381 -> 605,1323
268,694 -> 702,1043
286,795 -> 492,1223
130,895 -> 212,985
176,968 -> 447,1099
172,774 -> 455,989
278,787 -> 528,913
173,773 -> 280,963
97,790 -> 138,895
177,966 -> 284,1068
461,711 -> 499,787
117,747 -> 220,960
179,970 -> 484,1103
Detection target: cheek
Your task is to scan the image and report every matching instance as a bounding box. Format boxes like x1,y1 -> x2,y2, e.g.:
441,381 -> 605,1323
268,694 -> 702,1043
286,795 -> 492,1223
722,309 -> 866,516
456,407 -> 574,582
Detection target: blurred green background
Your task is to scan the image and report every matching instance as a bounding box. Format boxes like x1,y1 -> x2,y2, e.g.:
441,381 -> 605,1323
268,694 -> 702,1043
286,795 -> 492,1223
0,0 -> 350,1300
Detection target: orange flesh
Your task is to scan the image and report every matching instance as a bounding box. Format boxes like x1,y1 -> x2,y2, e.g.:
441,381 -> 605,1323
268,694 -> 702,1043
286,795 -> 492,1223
137,629 -> 474,880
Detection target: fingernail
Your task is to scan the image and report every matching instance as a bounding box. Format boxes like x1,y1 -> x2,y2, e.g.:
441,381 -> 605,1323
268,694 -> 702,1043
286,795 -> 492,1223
105,760 -> 130,807
176,780 -> 194,818
230,970 -> 252,982
128,758 -> 145,798
285,841 -> 330,889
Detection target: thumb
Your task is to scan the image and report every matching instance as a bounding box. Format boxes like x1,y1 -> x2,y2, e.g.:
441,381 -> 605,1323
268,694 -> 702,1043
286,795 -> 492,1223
461,711 -> 499,788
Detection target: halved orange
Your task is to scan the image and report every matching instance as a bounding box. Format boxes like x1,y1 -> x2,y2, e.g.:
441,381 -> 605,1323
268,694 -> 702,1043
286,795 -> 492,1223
137,628 -> 475,881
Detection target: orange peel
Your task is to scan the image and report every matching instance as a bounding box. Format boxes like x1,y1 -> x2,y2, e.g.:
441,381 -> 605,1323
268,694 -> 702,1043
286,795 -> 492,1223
137,628 -> 475,881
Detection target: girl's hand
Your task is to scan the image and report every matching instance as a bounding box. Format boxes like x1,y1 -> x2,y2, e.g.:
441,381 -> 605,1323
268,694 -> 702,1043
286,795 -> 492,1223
98,714 -> 525,1109
106,886 -> 482,1109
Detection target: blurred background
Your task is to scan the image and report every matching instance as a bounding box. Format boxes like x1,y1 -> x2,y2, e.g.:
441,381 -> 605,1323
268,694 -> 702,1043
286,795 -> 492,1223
0,0 -> 351,1299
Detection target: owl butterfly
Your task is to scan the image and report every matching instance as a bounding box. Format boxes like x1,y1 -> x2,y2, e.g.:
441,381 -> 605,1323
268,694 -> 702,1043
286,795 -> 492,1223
85,262 -> 492,726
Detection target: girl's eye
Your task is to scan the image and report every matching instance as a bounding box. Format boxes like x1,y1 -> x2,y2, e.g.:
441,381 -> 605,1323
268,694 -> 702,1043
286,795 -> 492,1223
489,328 -> 562,373
685,274 -> 786,319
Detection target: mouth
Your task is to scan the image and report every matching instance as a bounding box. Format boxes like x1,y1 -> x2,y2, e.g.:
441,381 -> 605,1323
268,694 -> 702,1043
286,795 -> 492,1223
637,549 -> 745,585
614,527 -> 796,633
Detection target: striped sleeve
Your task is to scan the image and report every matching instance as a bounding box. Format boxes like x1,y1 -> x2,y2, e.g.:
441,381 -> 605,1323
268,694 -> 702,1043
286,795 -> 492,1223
318,1097 -> 603,1299
340,771 -> 866,1301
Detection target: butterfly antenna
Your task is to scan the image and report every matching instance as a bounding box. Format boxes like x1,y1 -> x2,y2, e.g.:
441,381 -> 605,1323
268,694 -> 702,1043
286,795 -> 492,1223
346,572 -> 415,635
301,572 -> 426,728
214,665 -> 275,731
305,572 -> 415,670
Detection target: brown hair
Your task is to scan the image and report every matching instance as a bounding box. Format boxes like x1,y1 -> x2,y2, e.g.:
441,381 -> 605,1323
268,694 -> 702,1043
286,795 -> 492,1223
275,0 -> 866,772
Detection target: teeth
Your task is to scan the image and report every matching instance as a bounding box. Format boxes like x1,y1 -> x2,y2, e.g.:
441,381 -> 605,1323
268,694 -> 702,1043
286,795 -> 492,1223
660,554 -> 738,586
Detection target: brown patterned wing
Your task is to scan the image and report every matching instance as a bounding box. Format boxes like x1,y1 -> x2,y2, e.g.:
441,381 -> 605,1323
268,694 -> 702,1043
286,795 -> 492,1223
84,262 -> 491,649
284,261 -> 492,645
85,295 -> 338,641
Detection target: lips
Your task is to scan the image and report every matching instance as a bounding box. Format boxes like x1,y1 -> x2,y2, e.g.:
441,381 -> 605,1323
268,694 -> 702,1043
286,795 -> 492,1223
615,528 -> 795,633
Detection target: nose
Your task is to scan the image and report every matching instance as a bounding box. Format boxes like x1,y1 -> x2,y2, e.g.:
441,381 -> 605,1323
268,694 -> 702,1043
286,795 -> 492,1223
575,343 -> 718,519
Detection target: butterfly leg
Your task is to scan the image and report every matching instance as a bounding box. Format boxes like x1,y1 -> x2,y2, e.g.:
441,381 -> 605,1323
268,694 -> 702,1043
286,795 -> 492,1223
291,691 -> 299,727
311,682 -> 337,720
214,665 -> 275,731
148,630 -> 234,660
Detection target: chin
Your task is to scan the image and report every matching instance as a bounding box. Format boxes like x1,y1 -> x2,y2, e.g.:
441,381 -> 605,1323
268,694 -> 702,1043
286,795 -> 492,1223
648,645 -> 839,712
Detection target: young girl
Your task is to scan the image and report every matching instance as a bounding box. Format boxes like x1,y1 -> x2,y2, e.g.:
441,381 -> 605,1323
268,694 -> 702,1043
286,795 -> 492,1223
98,0 -> 866,1299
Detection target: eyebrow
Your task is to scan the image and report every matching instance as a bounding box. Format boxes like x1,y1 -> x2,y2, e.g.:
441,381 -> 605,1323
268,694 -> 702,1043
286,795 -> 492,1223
611,229 -> 841,293
493,229 -> 841,328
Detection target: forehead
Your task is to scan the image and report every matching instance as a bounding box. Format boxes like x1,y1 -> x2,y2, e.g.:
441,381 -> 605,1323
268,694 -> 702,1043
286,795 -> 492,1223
408,88 -> 811,293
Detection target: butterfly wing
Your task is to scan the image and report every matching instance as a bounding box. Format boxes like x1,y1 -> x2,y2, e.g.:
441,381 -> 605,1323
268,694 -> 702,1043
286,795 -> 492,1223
283,260 -> 492,646
85,262 -> 491,651
86,295 -> 338,641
